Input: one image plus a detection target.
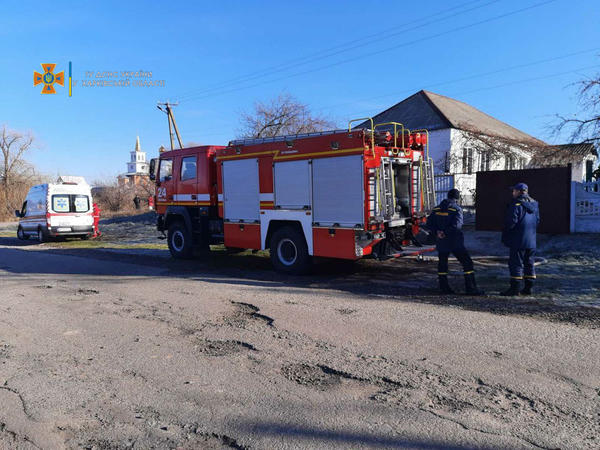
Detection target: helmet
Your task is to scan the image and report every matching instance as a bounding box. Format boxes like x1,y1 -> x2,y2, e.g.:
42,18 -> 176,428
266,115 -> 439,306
511,182 -> 528,191
447,189 -> 460,200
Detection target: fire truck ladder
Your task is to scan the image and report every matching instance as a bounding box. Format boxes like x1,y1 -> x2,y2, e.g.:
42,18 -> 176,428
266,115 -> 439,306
381,159 -> 396,218
412,157 -> 436,213
368,168 -> 381,221
408,128 -> 435,213
421,157 -> 436,212
411,162 -> 421,214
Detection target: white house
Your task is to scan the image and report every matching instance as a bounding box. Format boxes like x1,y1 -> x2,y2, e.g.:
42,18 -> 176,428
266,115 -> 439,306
529,143 -> 597,182
361,90 -> 598,204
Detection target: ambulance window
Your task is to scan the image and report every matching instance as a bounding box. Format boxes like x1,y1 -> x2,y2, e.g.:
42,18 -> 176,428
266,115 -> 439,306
159,159 -> 173,182
180,156 -> 197,181
52,195 -> 70,212
74,195 -> 90,212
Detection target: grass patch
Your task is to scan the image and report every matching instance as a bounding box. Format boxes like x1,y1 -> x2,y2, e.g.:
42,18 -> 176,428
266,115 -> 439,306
50,239 -> 168,250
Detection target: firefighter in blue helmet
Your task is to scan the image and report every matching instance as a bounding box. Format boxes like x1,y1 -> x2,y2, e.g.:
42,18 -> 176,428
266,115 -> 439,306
426,189 -> 484,295
501,183 -> 540,296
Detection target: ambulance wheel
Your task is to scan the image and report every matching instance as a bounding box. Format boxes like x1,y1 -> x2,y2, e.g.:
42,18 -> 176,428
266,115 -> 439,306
270,226 -> 311,275
168,221 -> 194,259
17,226 -> 29,240
37,227 -> 48,243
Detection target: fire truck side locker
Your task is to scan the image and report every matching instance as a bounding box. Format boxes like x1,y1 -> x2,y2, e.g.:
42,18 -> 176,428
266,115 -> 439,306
222,158 -> 261,249
311,154 -> 365,260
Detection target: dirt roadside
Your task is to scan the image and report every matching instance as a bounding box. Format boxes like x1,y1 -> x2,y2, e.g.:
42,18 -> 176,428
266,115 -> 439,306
1,216 -> 599,449
4,212 -> 600,328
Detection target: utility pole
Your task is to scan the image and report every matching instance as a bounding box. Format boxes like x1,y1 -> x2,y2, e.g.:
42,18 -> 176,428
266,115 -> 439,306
157,101 -> 183,150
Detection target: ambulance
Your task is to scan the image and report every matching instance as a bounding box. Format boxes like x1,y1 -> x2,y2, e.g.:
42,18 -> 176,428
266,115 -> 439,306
15,176 -> 94,241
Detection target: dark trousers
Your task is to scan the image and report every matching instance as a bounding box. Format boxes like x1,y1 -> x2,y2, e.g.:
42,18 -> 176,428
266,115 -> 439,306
509,248 -> 536,279
438,248 -> 475,275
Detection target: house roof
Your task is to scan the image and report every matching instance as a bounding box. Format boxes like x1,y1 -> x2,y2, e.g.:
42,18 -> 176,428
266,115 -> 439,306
529,143 -> 597,166
358,90 -> 545,145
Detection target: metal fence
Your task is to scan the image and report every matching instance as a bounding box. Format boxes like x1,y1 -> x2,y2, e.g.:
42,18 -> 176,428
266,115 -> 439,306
434,174 -> 454,205
573,181 -> 600,232
476,167 -> 572,234
434,173 -> 476,206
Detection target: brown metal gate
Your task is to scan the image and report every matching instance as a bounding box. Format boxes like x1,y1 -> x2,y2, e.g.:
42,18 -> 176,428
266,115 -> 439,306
475,167 -> 571,234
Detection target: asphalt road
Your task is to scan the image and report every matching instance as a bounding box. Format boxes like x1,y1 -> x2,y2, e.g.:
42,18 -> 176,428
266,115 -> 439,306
0,242 -> 599,449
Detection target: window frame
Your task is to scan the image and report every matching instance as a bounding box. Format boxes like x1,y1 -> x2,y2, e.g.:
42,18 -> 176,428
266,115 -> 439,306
73,194 -> 90,213
479,150 -> 490,172
586,159 -> 594,182
462,147 -> 473,174
180,156 -> 198,182
158,158 -> 173,182
51,194 -> 91,213
52,194 -> 71,213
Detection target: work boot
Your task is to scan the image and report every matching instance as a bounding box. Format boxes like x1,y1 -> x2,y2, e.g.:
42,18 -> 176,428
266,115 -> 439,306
501,279 -> 521,296
438,275 -> 455,294
464,273 -> 485,295
520,279 -> 534,295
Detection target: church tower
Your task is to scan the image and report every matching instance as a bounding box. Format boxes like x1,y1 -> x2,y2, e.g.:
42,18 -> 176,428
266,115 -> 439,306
126,136 -> 149,175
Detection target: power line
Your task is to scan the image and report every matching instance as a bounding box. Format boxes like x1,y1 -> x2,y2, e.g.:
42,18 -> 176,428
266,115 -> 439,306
314,47 -> 600,114
182,61 -> 598,140
179,0 -> 558,104
175,0 -> 496,102
342,64 -> 600,120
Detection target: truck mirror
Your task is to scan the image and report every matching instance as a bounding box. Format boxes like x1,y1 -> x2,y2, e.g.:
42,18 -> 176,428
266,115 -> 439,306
14,209 -> 21,218
149,158 -> 157,181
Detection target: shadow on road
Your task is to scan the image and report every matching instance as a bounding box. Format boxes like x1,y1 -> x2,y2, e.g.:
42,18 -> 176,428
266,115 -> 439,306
1,237 -> 598,328
235,421 -> 493,449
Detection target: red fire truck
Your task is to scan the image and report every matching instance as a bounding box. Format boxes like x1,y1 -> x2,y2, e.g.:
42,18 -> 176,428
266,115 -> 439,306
150,119 -> 436,274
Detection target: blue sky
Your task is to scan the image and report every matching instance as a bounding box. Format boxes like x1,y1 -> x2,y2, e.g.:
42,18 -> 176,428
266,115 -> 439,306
2,0 -> 599,182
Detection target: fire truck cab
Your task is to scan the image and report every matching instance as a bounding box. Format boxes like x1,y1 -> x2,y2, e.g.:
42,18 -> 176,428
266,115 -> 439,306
152,119 -> 435,274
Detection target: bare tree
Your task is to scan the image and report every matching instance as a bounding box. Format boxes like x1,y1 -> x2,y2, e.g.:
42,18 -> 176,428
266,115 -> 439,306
554,72 -> 600,145
0,126 -> 41,219
435,123 -> 547,174
238,93 -> 336,138
93,180 -> 135,212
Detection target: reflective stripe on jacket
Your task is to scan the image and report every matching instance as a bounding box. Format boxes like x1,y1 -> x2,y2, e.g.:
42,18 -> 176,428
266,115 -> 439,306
501,195 -> 540,249
426,199 -> 465,252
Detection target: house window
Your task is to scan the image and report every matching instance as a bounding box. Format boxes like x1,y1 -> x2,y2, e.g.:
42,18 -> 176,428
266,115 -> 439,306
505,154 -> 515,170
586,160 -> 594,182
462,148 -> 473,174
443,152 -> 450,173
479,150 -> 490,172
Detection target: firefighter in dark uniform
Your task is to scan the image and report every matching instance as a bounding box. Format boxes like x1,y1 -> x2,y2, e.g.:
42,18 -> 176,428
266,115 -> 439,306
501,183 -> 540,296
426,189 -> 484,295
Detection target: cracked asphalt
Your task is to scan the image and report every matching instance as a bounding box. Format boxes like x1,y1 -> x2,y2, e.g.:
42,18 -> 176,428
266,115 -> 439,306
0,240 -> 599,449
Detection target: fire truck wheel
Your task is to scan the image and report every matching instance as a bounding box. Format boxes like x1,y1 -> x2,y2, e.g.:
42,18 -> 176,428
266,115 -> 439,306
270,226 -> 311,275
168,221 -> 194,259
17,226 -> 29,240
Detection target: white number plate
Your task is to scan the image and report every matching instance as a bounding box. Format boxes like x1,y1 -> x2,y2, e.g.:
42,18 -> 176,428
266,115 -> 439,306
57,227 -> 72,232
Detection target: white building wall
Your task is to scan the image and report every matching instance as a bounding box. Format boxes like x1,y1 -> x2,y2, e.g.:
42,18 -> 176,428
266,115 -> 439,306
449,129 -> 532,174
571,155 -> 598,182
127,150 -> 149,175
427,128 -> 451,174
